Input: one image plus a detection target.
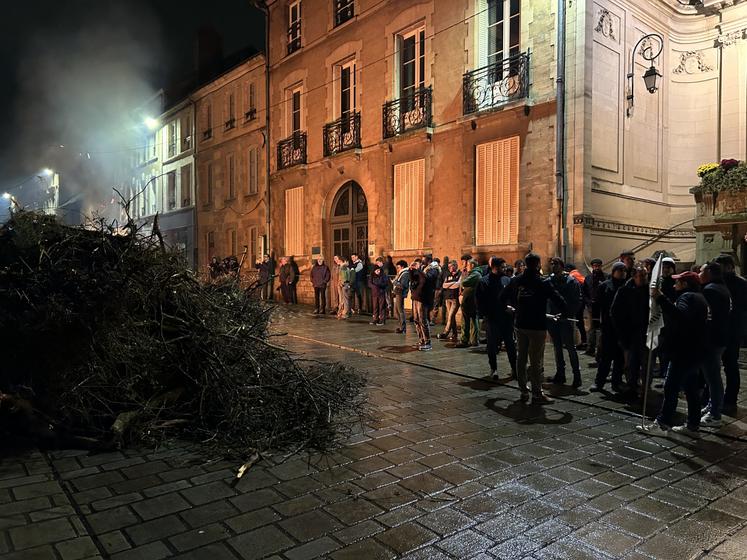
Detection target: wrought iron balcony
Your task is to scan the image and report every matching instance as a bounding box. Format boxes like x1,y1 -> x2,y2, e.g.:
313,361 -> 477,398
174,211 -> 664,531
382,86 -> 433,139
225,117 -> 236,131
277,131 -> 307,170
463,52 -> 530,115
287,22 -> 301,55
335,0 -> 354,26
323,112 -> 361,157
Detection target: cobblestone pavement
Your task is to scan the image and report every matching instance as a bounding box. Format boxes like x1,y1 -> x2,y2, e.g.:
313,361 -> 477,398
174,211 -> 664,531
2,305 -> 746,560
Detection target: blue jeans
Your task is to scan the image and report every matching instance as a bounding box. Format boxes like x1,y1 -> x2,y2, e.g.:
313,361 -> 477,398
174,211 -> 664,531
702,345 -> 725,419
548,320 -> 580,378
657,360 -> 702,429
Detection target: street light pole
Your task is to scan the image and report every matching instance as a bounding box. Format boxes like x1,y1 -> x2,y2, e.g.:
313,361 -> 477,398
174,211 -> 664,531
626,33 -> 664,117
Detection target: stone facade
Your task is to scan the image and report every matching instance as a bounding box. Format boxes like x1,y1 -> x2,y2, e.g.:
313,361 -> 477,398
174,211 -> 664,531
192,54 -> 267,274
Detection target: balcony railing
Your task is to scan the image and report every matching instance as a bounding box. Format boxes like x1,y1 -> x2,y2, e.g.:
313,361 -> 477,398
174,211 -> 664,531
225,117 -> 236,131
323,112 -> 361,157
382,86 -> 433,139
244,108 -> 257,122
335,0 -> 354,26
287,21 -> 301,55
463,52 -> 530,115
277,131 -> 307,170
202,128 -> 213,140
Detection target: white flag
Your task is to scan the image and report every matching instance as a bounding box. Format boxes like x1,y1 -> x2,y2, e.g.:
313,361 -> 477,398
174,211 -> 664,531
646,254 -> 664,350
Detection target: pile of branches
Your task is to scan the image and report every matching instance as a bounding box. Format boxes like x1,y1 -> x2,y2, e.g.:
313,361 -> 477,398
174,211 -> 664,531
0,211 -> 366,454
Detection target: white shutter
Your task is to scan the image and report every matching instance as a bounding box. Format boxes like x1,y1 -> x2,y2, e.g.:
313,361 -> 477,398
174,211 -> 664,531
476,0 -> 489,70
393,159 -> 425,250
476,137 -> 519,245
285,187 -> 304,255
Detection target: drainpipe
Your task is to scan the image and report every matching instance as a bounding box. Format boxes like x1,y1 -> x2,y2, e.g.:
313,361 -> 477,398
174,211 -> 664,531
555,0 -> 567,260
263,3 -> 272,256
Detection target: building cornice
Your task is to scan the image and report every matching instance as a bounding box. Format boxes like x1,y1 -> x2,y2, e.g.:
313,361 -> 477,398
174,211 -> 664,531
574,214 -> 695,238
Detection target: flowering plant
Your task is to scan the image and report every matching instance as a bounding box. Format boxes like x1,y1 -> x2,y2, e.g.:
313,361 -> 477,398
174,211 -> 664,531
721,158 -> 740,171
697,163 -> 719,177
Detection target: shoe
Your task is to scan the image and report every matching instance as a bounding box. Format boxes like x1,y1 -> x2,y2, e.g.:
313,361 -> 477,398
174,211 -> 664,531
395,328 -> 405,334
471,342 -> 480,347
576,343 -> 587,350
436,333 -> 449,340
572,376 -> 582,389
312,310 -> 319,314
520,390 -> 530,402
701,405 -> 711,416
722,403 -> 737,416
376,322 -> 384,326
532,394 -> 554,405
671,425 -> 700,438
636,420 -> 670,437
419,343 -> 432,351
654,382 -> 664,389
479,338 -> 488,344
612,383 -> 627,393
588,383 -> 602,392
547,375 -> 566,384
369,321 -> 377,325
490,370 -> 498,380
454,342 -> 469,348
700,413 -> 722,428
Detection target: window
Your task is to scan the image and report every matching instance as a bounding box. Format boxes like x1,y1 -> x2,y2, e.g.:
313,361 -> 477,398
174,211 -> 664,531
206,163 -> 214,204
207,231 -> 215,251
288,1 -> 302,54
227,154 -> 236,199
168,122 -> 177,158
393,159 -> 425,250
203,104 -> 213,139
226,92 -> 236,129
148,133 -> 157,160
183,114 -> 192,149
246,82 -> 257,120
248,147 -> 258,194
181,164 -> 192,207
288,87 -> 302,135
338,60 -> 356,121
335,0 -> 354,26
228,228 -> 238,256
476,0 -> 520,74
398,26 -> 425,104
475,136 -> 519,246
248,226 -> 257,266
285,186 -> 304,255
167,172 -> 176,210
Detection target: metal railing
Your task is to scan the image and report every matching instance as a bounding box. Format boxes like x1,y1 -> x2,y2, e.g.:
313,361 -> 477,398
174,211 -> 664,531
224,117 -> 236,130
277,131 -> 307,170
323,112 -> 361,156
382,86 -> 433,139
335,0 -> 354,26
463,52 -> 530,115
287,21 -> 301,55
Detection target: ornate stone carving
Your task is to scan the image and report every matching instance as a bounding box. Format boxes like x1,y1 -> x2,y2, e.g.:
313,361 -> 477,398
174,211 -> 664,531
717,27 -> 746,48
594,8 -> 616,41
573,214 -> 695,238
672,50 -> 714,74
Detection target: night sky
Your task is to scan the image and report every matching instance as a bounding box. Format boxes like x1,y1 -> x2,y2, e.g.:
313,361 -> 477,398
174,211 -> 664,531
0,0 -> 264,194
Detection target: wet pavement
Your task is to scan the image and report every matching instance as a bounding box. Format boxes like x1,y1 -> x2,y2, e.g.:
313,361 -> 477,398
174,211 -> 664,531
1,304 -> 746,560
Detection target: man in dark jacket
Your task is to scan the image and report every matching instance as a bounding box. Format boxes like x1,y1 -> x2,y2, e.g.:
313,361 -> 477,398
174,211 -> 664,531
547,258 -> 582,388
456,259 -> 482,347
255,254 -> 274,300
278,257 -> 295,304
590,262 -> 626,392
392,260 -> 410,334
620,250 -> 636,280
500,253 -> 566,404
438,261 -> 461,341
583,258 -> 607,357
714,254 -> 746,412
477,257 -> 516,380
349,253 -> 366,313
640,271 -> 708,436
310,257 -> 331,314
288,256 -> 300,304
611,264 -> 650,396
699,262 -> 731,427
409,260 -> 439,350
368,262 -> 389,326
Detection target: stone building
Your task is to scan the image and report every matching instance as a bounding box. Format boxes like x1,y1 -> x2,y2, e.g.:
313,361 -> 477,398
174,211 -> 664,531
192,53 -> 268,272
267,0 -> 560,304
128,95 -> 197,268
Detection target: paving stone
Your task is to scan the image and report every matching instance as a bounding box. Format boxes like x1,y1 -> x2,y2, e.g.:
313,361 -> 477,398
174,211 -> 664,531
131,492 -> 191,520
417,507 -> 474,536
604,508 -> 666,538
11,480 -> 63,500
636,532 -> 704,560
436,529 -> 495,557
279,509 -> 343,542
329,538 -> 396,560
333,519 -> 385,544
142,480 -> 191,498
125,514 -> 188,546
226,506 -> 281,533
170,522 -> 231,551
574,521 -> 640,557
111,541 -> 173,560
9,517 -> 77,550
72,470 -> 126,492
324,497 -> 385,525
91,491 -> 143,511
374,521 -> 438,555
2,495 -> 52,515
55,536 -> 100,560
228,524 -> 295,558
98,531 -> 131,555
87,505 -> 139,534
180,480 -> 236,506
0,544 -> 60,560
172,542 -> 239,560
284,536 -> 340,560
180,499 -> 240,528
230,487 -> 283,512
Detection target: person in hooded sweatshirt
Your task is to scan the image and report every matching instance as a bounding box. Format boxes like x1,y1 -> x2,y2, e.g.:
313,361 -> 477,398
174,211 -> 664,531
583,258 -> 607,358
547,258 -> 583,388
611,263 -> 650,397
589,262 -> 627,392
699,261 -> 731,428
477,257 -> 517,381
640,271 -> 708,436
500,253 -> 566,404
714,254 -> 747,413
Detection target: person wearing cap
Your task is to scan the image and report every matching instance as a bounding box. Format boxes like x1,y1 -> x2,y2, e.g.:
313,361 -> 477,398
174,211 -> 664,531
640,271 -> 708,436
476,256 -> 517,380
546,258 -> 583,388
589,262 -> 627,392
619,250 -> 635,280
611,263 -> 650,396
584,258 -> 607,358
699,261 -> 731,428
714,254 -> 747,413
500,253 -> 566,404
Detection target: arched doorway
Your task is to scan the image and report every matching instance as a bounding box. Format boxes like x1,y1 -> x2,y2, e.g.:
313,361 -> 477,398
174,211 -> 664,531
329,181 -> 368,260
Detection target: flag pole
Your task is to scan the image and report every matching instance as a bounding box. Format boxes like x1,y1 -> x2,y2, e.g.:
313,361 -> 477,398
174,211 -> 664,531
641,332 -> 655,429
640,254 -> 664,430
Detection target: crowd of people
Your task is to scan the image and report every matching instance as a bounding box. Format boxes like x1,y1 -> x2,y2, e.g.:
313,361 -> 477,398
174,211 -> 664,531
248,248 -> 744,434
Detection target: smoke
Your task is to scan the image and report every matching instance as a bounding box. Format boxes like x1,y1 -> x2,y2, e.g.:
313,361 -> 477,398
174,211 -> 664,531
7,1 -> 164,222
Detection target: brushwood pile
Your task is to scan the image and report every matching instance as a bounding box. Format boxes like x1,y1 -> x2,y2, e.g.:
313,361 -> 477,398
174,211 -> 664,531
0,211 -> 366,453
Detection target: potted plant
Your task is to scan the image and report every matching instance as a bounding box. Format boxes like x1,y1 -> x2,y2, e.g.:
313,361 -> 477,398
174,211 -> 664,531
691,160 -> 747,216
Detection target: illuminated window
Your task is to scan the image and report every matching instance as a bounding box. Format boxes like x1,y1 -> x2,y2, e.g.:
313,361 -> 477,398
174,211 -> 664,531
285,186 -> 304,255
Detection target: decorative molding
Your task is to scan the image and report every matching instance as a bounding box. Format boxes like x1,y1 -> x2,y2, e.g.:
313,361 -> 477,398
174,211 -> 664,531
573,214 -> 695,238
672,50 -> 714,74
594,8 -> 616,41
717,27 -> 746,48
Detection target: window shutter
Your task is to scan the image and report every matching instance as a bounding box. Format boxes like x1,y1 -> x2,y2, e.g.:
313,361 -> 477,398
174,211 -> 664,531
393,159 -> 425,250
476,136 -> 519,245
285,187 -> 304,255
476,0 -> 489,70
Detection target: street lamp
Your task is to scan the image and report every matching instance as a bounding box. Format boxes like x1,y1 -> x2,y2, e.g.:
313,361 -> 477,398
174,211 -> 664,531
42,168 -> 54,177
2,193 -> 10,200
626,33 -> 664,117
144,117 -> 159,130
